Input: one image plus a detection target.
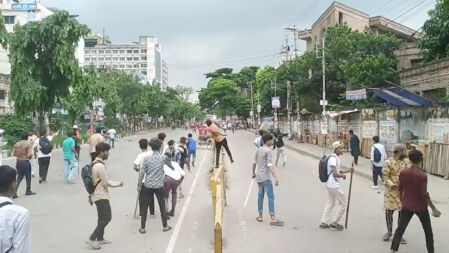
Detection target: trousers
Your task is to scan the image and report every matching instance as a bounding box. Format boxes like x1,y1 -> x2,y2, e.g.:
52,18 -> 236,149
90,199 -> 112,241
215,138 -> 233,167
163,176 -> 180,215
140,186 -> 167,229
38,157 -> 51,181
372,165 -> 383,186
16,160 -> 32,194
321,186 -> 346,224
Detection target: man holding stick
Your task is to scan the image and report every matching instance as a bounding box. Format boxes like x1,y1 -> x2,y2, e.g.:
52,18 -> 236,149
319,141 -> 352,231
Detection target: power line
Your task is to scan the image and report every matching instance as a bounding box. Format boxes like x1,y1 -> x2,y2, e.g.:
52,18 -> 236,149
290,0 -> 326,25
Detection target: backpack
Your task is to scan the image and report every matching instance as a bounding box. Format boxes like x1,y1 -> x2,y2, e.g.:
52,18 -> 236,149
81,161 -> 103,204
373,146 -> 382,163
318,155 -> 334,183
39,137 -> 52,155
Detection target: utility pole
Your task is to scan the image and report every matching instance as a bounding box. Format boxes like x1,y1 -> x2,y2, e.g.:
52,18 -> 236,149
271,77 -> 278,131
287,80 -> 292,137
316,35 -> 327,156
249,81 -> 255,129
285,26 -> 299,58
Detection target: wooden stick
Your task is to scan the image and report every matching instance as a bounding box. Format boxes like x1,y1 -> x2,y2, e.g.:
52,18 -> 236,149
133,192 -> 139,219
345,162 -> 354,229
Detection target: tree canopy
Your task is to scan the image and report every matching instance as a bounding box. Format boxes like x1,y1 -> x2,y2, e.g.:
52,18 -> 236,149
419,0 -> 449,61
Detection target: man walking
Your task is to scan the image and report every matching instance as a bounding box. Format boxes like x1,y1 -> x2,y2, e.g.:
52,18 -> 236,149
34,130 -> 53,184
206,119 -> 234,168
138,138 -> 172,234
133,139 -> 155,219
349,130 -> 360,165
391,150 -> 441,253
107,128 -> 116,149
164,159 -> 184,217
319,141 -> 351,231
187,133 -> 197,168
254,130 -> 264,148
0,165 -> 32,253
252,133 -> 284,226
62,130 -> 78,184
88,127 -> 106,162
382,144 -> 410,243
273,130 -> 288,167
371,136 -> 387,189
13,132 -> 35,198
87,143 -> 123,250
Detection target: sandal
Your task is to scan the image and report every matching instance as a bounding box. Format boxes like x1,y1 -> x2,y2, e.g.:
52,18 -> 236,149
256,217 -> 263,222
163,226 -> 172,232
139,228 -> 146,234
270,220 -> 285,226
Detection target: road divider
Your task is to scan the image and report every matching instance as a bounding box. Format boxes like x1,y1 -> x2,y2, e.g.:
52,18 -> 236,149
210,151 -> 227,253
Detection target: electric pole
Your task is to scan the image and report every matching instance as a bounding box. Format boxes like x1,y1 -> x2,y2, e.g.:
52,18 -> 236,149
249,81 -> 254,129
271,77 -> 278,131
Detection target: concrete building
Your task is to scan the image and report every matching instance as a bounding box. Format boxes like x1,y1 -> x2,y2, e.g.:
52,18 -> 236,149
84,36 -> 166,86
297,1 -> 422,70
162,60 -> 168,90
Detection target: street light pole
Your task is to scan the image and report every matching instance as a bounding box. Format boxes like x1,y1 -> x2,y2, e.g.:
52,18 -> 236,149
249,81 -> 255,129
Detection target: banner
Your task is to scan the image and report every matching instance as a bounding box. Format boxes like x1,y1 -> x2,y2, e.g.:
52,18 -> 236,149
271,96 -> 280,109
345,88 -> 367,101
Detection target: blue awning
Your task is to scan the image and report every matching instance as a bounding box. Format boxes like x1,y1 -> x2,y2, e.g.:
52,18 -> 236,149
373,87 -> 432,107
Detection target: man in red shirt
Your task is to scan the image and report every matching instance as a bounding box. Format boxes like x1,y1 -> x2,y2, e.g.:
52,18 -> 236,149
206,119 -> 234,168
391,150 -> 441,253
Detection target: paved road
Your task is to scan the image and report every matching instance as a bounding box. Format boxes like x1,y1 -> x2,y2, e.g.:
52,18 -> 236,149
6,129 -> 449,252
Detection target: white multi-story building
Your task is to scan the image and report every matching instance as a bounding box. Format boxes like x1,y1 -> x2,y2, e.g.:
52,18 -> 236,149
84,36 -> 166,86
162,60 -> 168,90
0,0 -> 85,115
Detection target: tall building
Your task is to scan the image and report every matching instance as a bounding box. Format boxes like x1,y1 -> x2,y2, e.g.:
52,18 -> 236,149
297,1 -> 422,70
162,60 -> 168,90
84,35 -> 166,86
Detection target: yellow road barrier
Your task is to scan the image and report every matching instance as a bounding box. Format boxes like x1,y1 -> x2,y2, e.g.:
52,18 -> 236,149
210,151 -> 227,253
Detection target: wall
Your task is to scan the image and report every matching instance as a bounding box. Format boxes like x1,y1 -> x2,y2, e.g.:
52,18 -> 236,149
394,42 -> 423,71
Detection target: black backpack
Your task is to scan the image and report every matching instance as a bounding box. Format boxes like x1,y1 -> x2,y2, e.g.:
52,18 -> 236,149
318,155 -> 334,183
81,161 -> 103,205
39,137 -> 52,155
373,147 -> 382,163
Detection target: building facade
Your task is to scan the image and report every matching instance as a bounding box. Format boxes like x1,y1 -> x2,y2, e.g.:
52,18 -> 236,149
162,60 -> 168,90
84,36 -> 166,86
297,1 -> 422,70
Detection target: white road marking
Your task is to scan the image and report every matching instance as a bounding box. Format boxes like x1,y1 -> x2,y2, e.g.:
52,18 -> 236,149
165,154 -> 208,253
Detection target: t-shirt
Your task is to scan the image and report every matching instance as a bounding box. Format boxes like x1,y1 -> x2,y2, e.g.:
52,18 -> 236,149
34,136 -> 54,158
62,137 -> 76,160
187,137 -> 196,152
0,197 -> 31,253
399,166 -> 430,212
371,143 -> 387,167
326,154 -> 341,188
139,152 -> 168,189
164,161 -> 186,181
133,150 -> 153,168
253,145 -> 273,183
108,129 -> 116,139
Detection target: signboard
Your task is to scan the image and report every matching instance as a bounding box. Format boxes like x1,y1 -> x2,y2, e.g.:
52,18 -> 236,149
345,88 -> 367,101
271,97 -> 280,109
362,120 -> 377,139
338,120 -> 348,134
257,104 -> 261,113
320,121 -> 328,135
379,121 -> 397,151
426,119 -> 449,143
11,3 -> 37,11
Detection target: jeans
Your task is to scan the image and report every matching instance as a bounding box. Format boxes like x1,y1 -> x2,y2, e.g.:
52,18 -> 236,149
391,209 -> 434,253
90,199 -> 112,241
257,180 -> 275,215
188,150 -> 196,166
38,157 -> 51,181
372,165 -> 383,186
321,186 -> 346,224
63,159 -> 77,182
16,160 -> 32,194
140,186 -> 167,229
215,138 -> 233,168
163,176 -> 180,214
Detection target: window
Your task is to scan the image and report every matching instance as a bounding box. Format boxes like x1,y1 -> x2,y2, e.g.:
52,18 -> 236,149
134,50 -> 139,54
127,50 -> 132,54
134,57 -> 139,61
120,57 -> 125,61
105,50 -> 111,54
4,16 -> 15,24
141,56 -> 147,60
85,57 -> 90,62
113,65 -> 118,68
119,65 -> 125,68
105,57 -> 111,61
141,64 -> 147,68
99,57 -> 104,61
141,49 -> 147,53
338,12 -> 343,25
120,50 -> 125,54
127,64 -> 133,68
127,57 -> 132,61
113,57 -> 118,61
0,90 -> 6,100
92,57 -> 97,61
134,64 -> 139,68
99,50 -> 104,54
112,50 -> 118,54
142,71 -> 147,75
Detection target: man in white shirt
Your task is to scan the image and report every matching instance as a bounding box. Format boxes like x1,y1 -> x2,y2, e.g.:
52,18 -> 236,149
371,135 -> 387,189
0,165 -> 31,253
28,131 -> 38,177
107,129 -> 117,149
319,141 -> 352,231
133,139 -> 155,218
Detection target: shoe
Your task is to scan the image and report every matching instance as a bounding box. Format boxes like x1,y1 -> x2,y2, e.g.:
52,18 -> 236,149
179,193 -> 185,199
230,159 -> 235,163
12,194 -> 18,199
400,238 -> 407,244
383,232 -> 392,241
67,181 -> 76,184
163,226 -> 172,232
330,222 -> 344,231
319,223 -> 330,229
168,211 -> 174,217
39,179 -> 42,184
372,185 -> 379,189
150,214 -> 156,219
98,239 -> 111,245
86,240 -> 101,250
25,191 -> 36,196
139,228 -> 146,234
42,180 -> 48,184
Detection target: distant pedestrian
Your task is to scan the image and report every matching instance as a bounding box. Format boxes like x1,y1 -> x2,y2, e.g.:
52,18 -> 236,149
187,133 -> 197,168
382,144 -> 410,243
62,130 -> 78,184
13,131 -> 35,198
254,130 -> 264,148
88,127 -> 106,162
34,130 -> 53,184
178,137 -> 189,170
107,128 -> 116,149
273,130 -> 288,167
158,132 -> 169,154
371,136 -> 387,189
0,165 -> 32,253
73,126 -> 82,160
319,141 -> 351,231
206,119 -> 234,168
73,125 -> 81,138
138,138 -> 172,234
349,130 -> 360,165
390,150 -> 441,253
133,139 -> 155,219
252,133 -> 283,226
87,143 -> 123,250
28,131 -> 38,178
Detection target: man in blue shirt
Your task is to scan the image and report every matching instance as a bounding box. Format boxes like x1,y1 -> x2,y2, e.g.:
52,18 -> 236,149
62,130 -> 78,184
187,133 -> 197,168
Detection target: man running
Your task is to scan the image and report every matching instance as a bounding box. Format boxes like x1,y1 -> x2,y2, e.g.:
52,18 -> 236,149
13,132 -> 35,198
206,119 -> 234,168
87,143 -> 123,250
0,165 -> 32,252
253,133 -> 284,226
273,130 -> 288,167
187,133 -> 197,168
391,150 -> 441,253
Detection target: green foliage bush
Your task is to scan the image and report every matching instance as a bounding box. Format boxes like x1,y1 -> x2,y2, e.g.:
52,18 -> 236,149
0,113 -> 35,150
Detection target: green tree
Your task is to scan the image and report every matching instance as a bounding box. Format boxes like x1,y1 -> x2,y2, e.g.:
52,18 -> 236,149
199,78 -> 244,117
419,0 -> 449,61
0,114 -> 34,150
8,11 -> 89,119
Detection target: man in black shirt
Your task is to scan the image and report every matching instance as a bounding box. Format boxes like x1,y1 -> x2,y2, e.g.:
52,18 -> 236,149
273,130 -> 288,167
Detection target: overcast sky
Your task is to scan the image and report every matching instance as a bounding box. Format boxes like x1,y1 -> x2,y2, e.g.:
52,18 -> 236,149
42,0 -> 436,90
